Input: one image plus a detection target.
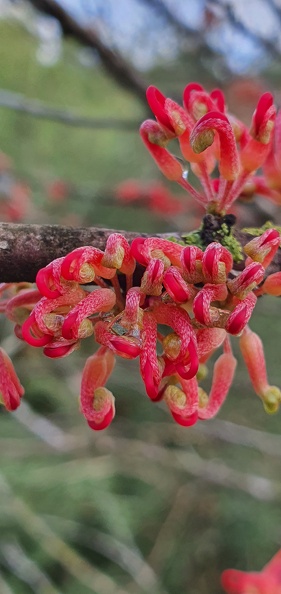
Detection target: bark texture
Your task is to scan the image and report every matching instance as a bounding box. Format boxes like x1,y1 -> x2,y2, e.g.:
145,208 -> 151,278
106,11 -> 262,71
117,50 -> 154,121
0,222 -> 280,283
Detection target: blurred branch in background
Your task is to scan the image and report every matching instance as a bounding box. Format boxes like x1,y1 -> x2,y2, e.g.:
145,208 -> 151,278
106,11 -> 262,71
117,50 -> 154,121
0,472 -> 131,594
26,0 -> 148,104
207,0 -> 281,60
24,0 -> 281,89
0,89 -> 141,130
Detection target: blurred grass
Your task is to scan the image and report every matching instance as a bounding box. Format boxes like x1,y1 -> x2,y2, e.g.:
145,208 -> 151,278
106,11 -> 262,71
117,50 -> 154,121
0,16 -> 281,594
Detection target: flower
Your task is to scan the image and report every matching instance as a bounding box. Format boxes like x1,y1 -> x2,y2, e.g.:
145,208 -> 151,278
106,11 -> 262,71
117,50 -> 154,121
6,219 -> 278,431
0,347 -> 24,411
80,346 -> 116,430
221,549 -> 281,594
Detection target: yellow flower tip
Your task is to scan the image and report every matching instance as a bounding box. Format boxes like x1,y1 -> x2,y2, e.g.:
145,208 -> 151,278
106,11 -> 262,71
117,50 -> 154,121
198,386 -> 209,409
196,363 -> 208,382
164,385 -> 186,409
192,129 -> 215,154
102,246 -> 125,270
78,263 -> 95,283
77,318 -> 94,339
162,333 -> 181,361
262,386 -> 281,414
93,387 -> 115,413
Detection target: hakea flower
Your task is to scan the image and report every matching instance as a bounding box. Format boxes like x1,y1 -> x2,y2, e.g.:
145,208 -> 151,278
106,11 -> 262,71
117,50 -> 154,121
140,311 -> 164,400
244,228 -> 281,268
243,110 -> 281,205
5,287 -> 41,324
62,289 -> 116,340
193,283 -> 228,327
164,378 -> 199,426
262,271 -> 281,296
239,326 -> 281,413
201,243 -> 233,284
102,233 -> 135,276
61,246 -> 116,282
181,245 -> 204,284
141,82 -> 277,214
221,549 -> 281,594
225,292 -> 257,336
197,340 -> 237,420
164,337 -> 236,425
80,346 -> 116,430
163,266 -> 192,303
0,347 -> 24,411
227,262 -> 265,299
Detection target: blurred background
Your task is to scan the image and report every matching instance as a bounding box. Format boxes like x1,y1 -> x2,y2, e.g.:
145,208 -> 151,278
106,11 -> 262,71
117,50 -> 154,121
1,1 -> 281,592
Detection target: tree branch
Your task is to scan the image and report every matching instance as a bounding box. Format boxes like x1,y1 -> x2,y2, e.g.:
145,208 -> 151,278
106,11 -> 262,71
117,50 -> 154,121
27,0 -> 148,105
0,223 -> 146,282
0,222 -> 280,283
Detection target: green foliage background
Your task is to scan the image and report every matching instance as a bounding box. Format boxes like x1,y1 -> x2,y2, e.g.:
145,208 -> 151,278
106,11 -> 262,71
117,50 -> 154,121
0,17 -> 281,594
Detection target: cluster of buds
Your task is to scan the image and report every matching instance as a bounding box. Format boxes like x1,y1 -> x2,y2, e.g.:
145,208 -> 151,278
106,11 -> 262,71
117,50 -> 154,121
1,224 -> 281,431
222,549 -> 281,594
140,83 -> 276,214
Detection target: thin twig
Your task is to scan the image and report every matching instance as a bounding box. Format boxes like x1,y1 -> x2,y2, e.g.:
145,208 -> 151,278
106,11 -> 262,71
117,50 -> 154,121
0,89 -> 141,131
44,515 -> 163,594
208,0 -> 281,60
0,570 -> 14,594
1,542 -> 61,594
0,472 -> 129,594
95,434 -> 281,502
142,419 -> 281,459
12,401 -> 79,452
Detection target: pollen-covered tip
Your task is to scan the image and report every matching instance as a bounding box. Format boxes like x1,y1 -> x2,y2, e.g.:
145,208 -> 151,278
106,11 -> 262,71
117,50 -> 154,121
140,258 -> 165,296
190,111 -> 240,181
102,233 -> 135,274
86,387 -> 115,431
202,243 -> 233,284
164,380 -> 199,426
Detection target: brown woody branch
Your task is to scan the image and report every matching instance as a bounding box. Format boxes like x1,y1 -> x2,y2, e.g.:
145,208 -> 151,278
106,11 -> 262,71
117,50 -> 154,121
27,0 -> 148,105
0,222 -> 280,283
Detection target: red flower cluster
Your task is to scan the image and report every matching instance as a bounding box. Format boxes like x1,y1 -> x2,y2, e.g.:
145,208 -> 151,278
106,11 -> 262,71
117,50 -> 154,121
1,81 -> 281,432
141,83 -> 276,214
1,225 -> 280,430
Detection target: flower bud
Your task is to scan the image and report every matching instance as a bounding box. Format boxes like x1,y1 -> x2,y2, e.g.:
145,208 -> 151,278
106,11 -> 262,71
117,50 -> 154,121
202,243 -> 233,284
0,348 -> 24,411
244,228 -> 280,269
163,267 -> 191,302
190,112 -> 240,181
140,120 -> 183,181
